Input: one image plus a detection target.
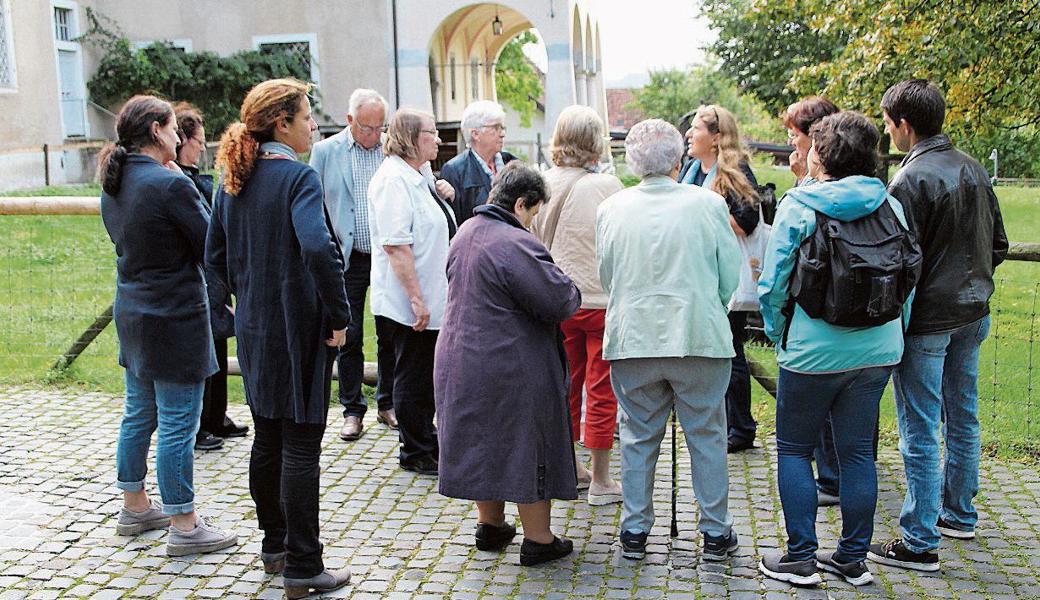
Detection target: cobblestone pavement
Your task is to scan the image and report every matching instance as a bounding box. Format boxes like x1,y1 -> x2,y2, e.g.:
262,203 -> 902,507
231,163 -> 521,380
2,386 -> 1040,599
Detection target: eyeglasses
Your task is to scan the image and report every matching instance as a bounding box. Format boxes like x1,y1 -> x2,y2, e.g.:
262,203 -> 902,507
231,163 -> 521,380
356,123 -> 388,135
481,123 -> 507,133
192,136 -> 206,145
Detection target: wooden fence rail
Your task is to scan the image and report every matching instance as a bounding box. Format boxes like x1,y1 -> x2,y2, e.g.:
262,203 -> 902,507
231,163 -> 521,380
3,197 -> 1039,389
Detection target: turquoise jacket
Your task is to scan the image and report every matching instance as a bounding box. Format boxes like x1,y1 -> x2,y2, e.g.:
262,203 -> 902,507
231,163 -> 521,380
757,176 -> 914,373
597,175 -> 741,361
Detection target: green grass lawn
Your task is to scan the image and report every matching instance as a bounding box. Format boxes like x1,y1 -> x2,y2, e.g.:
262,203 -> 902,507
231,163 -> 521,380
2,179 -> 1038,456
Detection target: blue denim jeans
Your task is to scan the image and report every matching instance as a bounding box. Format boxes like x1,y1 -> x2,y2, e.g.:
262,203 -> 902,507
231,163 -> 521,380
893,315 -> 989,553
115,371 -> 204,515
776,366 -> 892,562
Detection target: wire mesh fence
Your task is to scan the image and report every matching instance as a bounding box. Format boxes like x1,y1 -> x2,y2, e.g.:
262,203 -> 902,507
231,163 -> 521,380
1,203 -> 1038,454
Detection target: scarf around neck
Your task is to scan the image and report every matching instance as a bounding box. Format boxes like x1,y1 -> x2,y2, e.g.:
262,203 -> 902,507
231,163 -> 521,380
259,141 -> 298,160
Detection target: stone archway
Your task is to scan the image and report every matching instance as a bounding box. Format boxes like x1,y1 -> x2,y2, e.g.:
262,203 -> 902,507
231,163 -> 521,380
392,0 -> 606,140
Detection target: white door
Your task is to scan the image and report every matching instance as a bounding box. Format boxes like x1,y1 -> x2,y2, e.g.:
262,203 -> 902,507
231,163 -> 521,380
58,49 -> 86,137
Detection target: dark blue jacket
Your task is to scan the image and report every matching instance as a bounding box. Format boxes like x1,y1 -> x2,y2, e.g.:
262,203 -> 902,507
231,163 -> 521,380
438,149 -> 517,226
100,154 -> 218,383
179,163 -> 234,340
206,159 -> 350,424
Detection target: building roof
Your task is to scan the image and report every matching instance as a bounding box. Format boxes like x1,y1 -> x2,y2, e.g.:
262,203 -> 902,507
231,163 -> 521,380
606,88 -> 644,133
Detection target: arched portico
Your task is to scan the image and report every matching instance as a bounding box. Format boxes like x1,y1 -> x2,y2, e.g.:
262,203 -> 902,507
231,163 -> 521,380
391,0 -> 607,140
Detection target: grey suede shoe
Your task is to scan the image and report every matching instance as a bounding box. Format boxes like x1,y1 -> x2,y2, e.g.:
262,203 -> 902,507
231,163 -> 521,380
283,568 -> 351,599
116,501 -> 170,536
166,517 -> 238,556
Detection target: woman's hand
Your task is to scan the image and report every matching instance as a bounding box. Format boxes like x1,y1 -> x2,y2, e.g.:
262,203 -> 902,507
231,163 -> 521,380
435,179 -> 456,203
164,161 -> 184,175
789,148 -> 807,180
410,296 -> 430,331
326,327 -> 347,348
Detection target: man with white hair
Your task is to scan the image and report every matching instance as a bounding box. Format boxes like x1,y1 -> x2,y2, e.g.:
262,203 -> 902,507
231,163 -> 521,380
310,89 -> 399,442
439,100 -> 518,225
596,118 -> 741,562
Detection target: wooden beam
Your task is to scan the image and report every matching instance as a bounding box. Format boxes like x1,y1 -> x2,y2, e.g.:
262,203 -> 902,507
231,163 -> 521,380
227,357 -> 377,387
1009,242 -> 1040,262
0,197 -> 100,215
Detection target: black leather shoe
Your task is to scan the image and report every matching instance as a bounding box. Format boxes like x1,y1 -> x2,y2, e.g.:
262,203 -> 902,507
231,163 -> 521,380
400,455 -> 438,476
217,417 -> 249,438
727,438 -> 756,453
475,521 -> 517,551
520,536 -> 573,566
195,430 -> 224,451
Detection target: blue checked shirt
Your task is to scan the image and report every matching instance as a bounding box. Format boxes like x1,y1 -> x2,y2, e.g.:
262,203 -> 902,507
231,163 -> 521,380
350,140 -> 383,253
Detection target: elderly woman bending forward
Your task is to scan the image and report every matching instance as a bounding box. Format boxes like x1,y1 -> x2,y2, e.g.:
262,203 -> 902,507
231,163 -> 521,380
531,105 -> 624,504
435,163 -> 582,567
596,119 -> 741,561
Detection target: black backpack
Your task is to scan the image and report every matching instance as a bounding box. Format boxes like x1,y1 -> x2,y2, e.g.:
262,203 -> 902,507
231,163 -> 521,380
782,199 -> 922,348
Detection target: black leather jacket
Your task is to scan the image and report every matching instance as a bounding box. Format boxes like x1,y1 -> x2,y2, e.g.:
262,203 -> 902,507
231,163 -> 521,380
888,135 -> 1009,334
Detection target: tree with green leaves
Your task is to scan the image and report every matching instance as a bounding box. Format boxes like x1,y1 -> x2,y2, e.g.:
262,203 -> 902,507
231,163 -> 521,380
81,8 -> 317,140
700,0 -> 846,115
701,0 -> 1040,176
630,64 -> 785,142
494,31 -> 544,128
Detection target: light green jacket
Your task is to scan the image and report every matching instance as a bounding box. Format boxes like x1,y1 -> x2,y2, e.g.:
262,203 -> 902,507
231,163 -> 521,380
596,175 -> 741,361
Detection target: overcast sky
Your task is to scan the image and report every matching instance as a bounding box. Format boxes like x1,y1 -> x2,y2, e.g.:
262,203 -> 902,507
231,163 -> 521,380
521,1 -> 716,88
597,0 -> 716,86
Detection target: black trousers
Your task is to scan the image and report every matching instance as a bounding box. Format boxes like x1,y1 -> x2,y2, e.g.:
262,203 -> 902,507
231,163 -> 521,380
200,337 -> 229,434
337,250 -> 395,418
726,311 -> 757,444
377,316 -> 438,462
248,357 -> 332,580
249,413 -> 327,578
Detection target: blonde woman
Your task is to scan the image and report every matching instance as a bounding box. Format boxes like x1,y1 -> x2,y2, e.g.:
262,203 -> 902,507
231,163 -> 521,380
531,105 -> 625,505
678,105 -> 761,454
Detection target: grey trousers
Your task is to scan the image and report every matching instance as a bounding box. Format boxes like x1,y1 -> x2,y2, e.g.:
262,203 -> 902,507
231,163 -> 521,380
611,356 -> 734,537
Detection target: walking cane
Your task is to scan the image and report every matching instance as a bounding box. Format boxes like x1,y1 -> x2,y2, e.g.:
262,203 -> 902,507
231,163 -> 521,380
670,406 -> 678,537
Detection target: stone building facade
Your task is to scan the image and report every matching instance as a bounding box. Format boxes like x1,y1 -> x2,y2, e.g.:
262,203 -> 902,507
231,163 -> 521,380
0,0 -> 607,191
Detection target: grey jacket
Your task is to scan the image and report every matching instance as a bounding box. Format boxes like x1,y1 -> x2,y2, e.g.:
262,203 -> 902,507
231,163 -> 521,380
308,128 -> 386,260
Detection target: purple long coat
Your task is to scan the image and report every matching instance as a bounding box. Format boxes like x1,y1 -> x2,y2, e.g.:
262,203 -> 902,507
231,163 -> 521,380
434,204 -> 582,504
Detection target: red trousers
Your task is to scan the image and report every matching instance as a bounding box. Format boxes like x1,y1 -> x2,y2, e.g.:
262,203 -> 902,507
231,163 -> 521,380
561,308 -> 617,450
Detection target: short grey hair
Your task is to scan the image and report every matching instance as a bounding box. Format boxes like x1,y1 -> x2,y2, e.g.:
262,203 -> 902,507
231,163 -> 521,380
461,100 -> 505,145
624,119 -> 683,178
348,88 -> 389,118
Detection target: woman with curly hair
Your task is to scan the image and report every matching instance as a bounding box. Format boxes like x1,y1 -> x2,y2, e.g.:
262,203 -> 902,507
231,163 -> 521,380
678,104 -> 761,454
206,78 -> 351,597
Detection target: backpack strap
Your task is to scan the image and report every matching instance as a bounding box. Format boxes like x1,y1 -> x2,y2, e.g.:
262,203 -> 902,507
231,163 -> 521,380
780,300 -> 794,351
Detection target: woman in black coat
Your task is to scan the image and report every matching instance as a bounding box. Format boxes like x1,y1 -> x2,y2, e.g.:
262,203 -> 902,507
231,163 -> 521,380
173,103 -> 247,451
206,78 -> 351,598
99,95 -> 238,557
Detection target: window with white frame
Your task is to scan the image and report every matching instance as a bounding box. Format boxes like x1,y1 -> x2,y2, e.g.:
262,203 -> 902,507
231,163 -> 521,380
133,38 -> 193,53
53,6 -> 73,41
470,58 -> 479,101
252,34 -> 319,84
0,0 -> 15,89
